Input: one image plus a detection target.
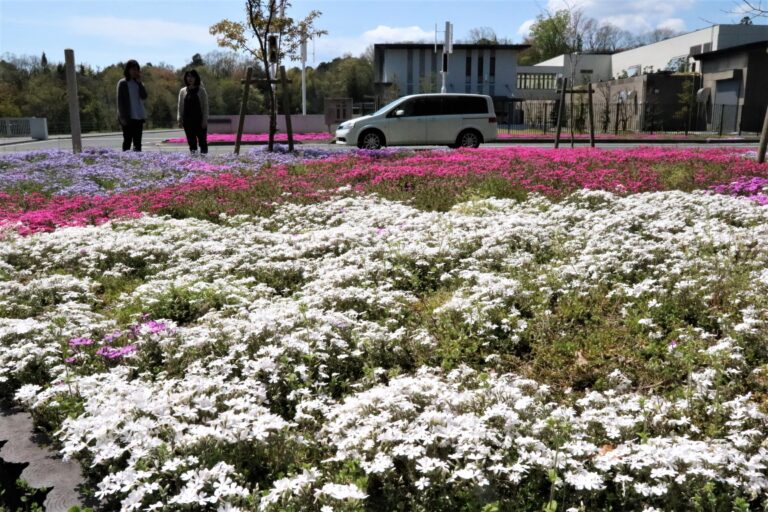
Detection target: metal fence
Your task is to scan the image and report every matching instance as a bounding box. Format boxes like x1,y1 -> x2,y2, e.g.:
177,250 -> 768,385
0,118 -> 48,139
500,100 -> 764,137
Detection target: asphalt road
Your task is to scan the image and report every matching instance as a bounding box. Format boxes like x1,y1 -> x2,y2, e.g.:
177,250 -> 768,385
0,129 -> 760,154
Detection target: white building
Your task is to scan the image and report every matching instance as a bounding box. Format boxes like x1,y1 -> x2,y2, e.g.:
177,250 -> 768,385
529,24 -> 768,86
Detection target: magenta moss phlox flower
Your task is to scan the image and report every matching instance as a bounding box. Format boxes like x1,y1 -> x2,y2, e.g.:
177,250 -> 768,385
140,320 -> 169,334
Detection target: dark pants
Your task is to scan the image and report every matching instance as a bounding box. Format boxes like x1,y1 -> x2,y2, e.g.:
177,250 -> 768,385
183,123 -> 208,154
121,119 -> 144,151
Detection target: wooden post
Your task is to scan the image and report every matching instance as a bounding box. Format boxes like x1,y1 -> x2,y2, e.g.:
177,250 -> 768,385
758,105 -> 768,163
234,66 -> 253,155
279,66 -> 294,152
554,78 -> 567,149
64,49 -> 82,153
588,86 -> 595,148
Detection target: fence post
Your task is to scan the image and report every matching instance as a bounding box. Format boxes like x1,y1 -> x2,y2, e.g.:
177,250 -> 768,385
64,49 -> 82,153
234,66 -> 253,156
588,86 -> 595,148
543,103 -> 548,133
719,104 -> 725,136
758,105 -> 768,163
554,78 -> 567,149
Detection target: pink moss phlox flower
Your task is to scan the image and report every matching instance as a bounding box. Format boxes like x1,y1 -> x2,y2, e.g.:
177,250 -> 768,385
3,147 -> 767,236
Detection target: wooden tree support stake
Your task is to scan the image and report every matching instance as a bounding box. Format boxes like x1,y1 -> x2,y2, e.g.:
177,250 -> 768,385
234,66 -> 253,155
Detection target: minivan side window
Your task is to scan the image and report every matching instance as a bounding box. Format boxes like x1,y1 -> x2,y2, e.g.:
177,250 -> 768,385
414,97 -> 442,116
443,96 -> 488,115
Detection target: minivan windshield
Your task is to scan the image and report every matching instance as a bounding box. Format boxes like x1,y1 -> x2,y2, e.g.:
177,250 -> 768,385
369,97 -> 405,117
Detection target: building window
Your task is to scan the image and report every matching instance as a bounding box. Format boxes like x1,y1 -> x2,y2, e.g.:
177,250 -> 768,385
465,53 -> 472,93
407,49 -> 414,95
516,73 -> 557,90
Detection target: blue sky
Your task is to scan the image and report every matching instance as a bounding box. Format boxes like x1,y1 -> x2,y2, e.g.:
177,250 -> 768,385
0,0 -> 761,69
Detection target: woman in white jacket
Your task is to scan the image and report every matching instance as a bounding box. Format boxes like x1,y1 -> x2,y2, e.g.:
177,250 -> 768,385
177,69 -> 209,155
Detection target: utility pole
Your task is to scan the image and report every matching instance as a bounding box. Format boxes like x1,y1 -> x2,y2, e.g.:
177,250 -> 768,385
64,49 -> 82,153
437,21 -> 453,94
301,37 -> 308,115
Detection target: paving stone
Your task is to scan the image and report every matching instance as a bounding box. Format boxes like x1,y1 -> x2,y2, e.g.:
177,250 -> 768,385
0,409 -> 85,512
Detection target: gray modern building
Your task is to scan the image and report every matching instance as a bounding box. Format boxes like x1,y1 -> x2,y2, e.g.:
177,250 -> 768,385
693,40 -> 768,133
372,43 -> 529,107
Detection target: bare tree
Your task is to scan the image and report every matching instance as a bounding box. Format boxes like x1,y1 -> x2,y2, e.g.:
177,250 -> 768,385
737,0 -> 768,19
466,27 -> 498,44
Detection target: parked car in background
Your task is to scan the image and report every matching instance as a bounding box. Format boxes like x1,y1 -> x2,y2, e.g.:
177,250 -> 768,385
335,93 -> 497,149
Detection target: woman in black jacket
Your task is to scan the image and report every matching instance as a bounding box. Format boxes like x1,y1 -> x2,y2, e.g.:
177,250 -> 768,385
116,60 -> 148,151
177,69 -> 209,155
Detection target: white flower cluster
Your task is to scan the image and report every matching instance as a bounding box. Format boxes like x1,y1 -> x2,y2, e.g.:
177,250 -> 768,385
2,190 -> 768,510
323,366 -> 767,498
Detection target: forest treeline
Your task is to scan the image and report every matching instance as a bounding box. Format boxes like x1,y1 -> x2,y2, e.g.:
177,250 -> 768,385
0,50 -> 376,133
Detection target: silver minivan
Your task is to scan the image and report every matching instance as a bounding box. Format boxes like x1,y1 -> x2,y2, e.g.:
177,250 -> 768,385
335,93 -> 497,149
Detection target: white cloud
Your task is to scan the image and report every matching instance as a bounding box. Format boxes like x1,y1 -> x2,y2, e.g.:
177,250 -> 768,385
361,25 -> 434,43
66,16 -> 216,46
545,0 -> 696,34
309,25 -> 433,62
517,19 -> 536,36
657,18 -> 687,32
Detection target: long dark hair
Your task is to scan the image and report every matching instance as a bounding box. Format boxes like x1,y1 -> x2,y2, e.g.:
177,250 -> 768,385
123,59 -> 140,79
184,69 -> 201,87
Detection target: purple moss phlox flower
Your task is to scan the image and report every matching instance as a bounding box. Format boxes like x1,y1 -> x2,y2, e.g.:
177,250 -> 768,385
68,337 -> 94,348
96,344 -> 137,359
64,356 -> 78,364
711,176 -> 768,199
103,330 -> 123,344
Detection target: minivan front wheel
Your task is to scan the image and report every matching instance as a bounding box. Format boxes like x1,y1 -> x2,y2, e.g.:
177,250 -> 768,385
456,130 -> 482,148
358,130 -> 385,150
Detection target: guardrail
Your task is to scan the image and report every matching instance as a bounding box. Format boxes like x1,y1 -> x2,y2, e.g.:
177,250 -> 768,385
0,118 -> 48,140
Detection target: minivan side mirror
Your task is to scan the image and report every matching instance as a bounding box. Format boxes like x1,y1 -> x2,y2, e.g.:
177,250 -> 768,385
394,109 -> 405,117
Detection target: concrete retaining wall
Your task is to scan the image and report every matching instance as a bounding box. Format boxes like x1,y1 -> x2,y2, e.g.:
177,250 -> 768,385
207,115 -> 330,134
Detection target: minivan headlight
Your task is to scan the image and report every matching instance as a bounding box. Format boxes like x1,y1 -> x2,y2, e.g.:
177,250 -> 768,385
338,120 -> 354,130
